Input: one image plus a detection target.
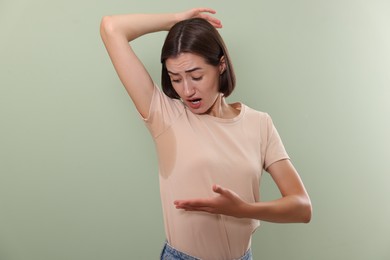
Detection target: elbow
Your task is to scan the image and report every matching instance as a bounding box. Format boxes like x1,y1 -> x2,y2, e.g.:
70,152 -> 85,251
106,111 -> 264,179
100,15 -> 115,38
289,194 -> 312,223
300,197 -> 312,223
302,207 -> 312,223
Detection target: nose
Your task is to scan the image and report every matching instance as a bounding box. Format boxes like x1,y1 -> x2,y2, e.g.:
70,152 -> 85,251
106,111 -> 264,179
183,81 -> 195,97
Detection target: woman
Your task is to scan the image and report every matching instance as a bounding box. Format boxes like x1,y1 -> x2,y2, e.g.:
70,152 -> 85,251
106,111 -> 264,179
100,8 -> 312,260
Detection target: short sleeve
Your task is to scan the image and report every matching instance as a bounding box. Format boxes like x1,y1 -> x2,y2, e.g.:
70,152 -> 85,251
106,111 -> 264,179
143,84 -> 184,138
260,113 -> 290,170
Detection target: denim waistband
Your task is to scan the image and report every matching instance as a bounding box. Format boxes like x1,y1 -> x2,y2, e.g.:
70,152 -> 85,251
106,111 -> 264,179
160,241 -> 252,260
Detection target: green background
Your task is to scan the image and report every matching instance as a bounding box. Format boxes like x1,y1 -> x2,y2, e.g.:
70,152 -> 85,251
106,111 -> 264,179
1,0 -> 389,259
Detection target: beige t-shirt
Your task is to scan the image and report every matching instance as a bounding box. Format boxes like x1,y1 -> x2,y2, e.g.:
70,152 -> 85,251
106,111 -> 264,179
144,85 -> 289,260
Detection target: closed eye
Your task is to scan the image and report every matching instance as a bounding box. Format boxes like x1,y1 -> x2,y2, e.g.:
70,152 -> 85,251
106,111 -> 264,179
192,76 -> 202,81
171,78 -> 181,83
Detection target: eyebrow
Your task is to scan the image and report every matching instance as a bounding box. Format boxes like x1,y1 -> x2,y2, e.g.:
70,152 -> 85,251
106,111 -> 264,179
167,67 -> 202,75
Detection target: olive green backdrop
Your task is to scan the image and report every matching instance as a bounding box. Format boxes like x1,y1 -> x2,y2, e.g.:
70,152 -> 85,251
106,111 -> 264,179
1,0 -> 389,259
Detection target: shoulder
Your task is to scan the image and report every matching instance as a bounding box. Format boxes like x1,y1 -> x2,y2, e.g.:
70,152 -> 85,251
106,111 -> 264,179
240,104 -> 279,140
143,84 -> 185,137
241,103 -> 271,122
146,84 -> 185,118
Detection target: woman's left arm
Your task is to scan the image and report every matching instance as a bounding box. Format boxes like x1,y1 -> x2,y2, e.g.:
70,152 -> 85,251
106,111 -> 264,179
246,159 -> 312,223
174,159 -> 312,223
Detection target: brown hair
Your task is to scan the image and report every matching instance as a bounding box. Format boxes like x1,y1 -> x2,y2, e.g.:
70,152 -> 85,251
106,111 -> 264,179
160,18 -> 236,99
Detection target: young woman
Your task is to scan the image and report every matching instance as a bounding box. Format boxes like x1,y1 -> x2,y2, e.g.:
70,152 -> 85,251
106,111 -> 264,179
100,8 -> 312,260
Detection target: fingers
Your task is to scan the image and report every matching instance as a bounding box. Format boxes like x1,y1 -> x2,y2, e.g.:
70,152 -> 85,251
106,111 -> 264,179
197,13 -> 222,28
193,7 -> 216,14
187,8 -> 222,28
174,185 -> 225,206
174,199 -> 210,208
174,200 -> 216,213
182,206 -> 216,214
212,184 -> 226,195
203,16 -> 223,28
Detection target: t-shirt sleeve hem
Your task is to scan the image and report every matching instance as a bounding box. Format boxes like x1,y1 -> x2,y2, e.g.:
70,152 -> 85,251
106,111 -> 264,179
140,83 -> 158,123
264,156 -> 290,171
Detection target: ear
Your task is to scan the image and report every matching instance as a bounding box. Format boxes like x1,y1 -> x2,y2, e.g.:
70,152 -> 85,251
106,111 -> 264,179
219,56 -> 226,74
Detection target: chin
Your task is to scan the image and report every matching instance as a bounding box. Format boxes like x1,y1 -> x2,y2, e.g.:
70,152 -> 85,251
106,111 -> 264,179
189,106 -> 208,115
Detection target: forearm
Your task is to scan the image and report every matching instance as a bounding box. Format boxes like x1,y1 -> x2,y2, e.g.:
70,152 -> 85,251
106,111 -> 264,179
243,195 -> 312,223
100,12 -> 179,42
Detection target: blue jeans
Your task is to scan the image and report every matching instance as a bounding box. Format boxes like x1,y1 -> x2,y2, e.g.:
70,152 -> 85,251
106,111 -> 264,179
160,241 -> 253,260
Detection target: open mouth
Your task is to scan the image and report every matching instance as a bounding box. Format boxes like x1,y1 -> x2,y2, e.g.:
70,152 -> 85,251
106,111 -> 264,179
186,98 -> 202,109
190,98 -> 201,104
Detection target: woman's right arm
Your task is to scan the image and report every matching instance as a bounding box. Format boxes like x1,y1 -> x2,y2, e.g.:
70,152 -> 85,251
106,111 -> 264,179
100,9 -> 221,118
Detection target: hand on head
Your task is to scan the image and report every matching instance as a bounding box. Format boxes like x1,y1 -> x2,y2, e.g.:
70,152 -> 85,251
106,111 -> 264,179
178,8 -> 222,28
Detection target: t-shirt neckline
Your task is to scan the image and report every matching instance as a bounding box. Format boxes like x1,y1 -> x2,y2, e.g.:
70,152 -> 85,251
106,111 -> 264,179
191,102 -> 245,123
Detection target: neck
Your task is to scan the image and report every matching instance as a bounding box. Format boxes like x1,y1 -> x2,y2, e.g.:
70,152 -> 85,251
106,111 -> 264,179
206,94 -> 239,119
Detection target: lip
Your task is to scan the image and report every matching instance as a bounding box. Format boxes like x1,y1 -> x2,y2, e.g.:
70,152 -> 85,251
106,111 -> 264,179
186,98 -> 202,110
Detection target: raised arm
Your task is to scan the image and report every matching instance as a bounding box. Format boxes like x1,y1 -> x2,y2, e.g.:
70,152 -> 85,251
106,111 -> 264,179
100,8 -> 222,118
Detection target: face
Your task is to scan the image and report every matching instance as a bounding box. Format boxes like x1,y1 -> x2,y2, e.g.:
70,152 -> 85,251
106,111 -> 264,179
165,53 -> 224,115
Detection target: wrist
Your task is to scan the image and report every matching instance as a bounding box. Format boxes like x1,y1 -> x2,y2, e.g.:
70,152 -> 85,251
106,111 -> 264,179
167,13 -> 181,30
237,202 -> 255,219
